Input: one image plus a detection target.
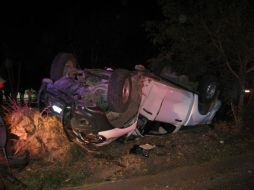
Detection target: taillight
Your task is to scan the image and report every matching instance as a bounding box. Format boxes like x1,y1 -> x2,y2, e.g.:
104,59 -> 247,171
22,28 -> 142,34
0,82 -> 4,89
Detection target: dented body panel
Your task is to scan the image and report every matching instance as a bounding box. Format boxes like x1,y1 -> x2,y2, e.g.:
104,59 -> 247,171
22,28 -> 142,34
139,75 -> 221,132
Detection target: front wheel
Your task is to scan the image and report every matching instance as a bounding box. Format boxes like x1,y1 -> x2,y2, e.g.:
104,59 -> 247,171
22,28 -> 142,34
198,75 -> 219,103
107,69 -> 132,113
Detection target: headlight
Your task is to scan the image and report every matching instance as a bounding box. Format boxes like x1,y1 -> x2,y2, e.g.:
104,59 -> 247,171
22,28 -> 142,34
52,105 -> 63,114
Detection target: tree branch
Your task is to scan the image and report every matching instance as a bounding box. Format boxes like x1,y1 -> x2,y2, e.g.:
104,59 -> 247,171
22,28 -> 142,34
201,19 -> 241,80
247,66 -> 254,73
216,41 -> 240,80
225,60 -> 240,80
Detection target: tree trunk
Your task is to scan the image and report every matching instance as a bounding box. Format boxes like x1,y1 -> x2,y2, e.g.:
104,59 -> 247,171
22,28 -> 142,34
236,91 -> 245,128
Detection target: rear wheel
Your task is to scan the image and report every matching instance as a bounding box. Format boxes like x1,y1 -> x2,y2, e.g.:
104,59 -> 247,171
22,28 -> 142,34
198,75 -> 220,114
50,53 -> 77,81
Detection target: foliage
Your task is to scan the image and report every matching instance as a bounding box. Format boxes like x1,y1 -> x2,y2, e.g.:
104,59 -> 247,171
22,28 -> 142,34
145,0 -> 254,128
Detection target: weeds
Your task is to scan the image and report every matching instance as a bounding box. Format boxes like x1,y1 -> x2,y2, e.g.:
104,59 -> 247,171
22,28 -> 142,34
1,102 -> 254,189
4,102 -> 71,162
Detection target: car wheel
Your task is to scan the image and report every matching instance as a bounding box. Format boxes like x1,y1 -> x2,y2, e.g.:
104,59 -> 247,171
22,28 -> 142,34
107,73 -> 141,128
62,108 -> 108,152
62,108 -> 93,143
70,114 -> 94,135
198,75 -> 219,103
108,69 -> 132,113
50,53 -> 77,81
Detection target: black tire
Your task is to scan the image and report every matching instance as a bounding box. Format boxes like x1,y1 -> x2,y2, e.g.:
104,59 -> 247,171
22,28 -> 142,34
50,53 -> 77,81
198,75 -> 219,103
107,69 -> 132,113
107,74 -> 141,128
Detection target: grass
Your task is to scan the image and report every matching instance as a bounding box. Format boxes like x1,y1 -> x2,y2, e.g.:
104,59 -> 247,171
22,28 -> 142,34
5,126 -> 254,190
8,148 -> 92,190
2,103 -> 254,189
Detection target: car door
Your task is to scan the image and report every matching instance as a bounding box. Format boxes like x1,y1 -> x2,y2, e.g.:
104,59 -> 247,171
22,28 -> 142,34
139,77 -> 194,126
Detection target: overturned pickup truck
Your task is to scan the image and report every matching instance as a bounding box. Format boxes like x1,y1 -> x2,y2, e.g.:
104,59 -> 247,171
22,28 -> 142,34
38,53 -> 221,150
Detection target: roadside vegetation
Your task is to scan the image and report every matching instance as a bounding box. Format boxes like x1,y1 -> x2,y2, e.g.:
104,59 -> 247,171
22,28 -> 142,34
1,1 -> 254,189
1,100 -> 253,190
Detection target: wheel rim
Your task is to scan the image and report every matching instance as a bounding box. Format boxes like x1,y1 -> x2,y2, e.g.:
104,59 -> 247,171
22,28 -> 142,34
71,116 -> 92,133
206,83 -> 217,99
63,61 -> 75,76
122,79 -> 130,104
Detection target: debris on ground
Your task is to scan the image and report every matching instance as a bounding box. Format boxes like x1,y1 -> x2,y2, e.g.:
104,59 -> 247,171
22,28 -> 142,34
139,143 -> 156,150
129,144 -> 156,158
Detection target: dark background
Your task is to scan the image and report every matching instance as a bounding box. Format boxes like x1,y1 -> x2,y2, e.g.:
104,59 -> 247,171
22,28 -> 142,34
0,0 -> 161,90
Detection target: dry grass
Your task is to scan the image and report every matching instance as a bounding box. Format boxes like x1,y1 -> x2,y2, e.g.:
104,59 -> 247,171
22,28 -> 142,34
4,102 -> 71,162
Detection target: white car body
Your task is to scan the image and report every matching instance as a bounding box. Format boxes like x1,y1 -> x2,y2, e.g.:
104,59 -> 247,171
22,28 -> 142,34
41,54 -> 222,149
139,76 -> 221,132
96,74 -> 221,145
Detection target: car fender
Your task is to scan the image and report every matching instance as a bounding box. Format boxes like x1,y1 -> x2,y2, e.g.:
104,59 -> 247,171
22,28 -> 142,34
139,77 -> 194,127
184,95 -> 221,126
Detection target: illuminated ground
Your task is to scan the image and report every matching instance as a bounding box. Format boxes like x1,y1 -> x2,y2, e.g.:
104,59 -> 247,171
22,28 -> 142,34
2,106 -> 254,190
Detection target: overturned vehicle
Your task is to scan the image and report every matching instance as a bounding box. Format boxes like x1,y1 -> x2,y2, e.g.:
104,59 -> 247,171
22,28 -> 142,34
38,53 -> 221,151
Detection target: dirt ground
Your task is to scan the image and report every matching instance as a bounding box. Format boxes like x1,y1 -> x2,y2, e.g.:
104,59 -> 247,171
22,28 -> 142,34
64,151 -> 254,190
3,123 -> 254,190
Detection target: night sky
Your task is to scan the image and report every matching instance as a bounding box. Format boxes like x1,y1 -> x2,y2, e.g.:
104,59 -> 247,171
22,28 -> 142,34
0,1 -> 161,90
